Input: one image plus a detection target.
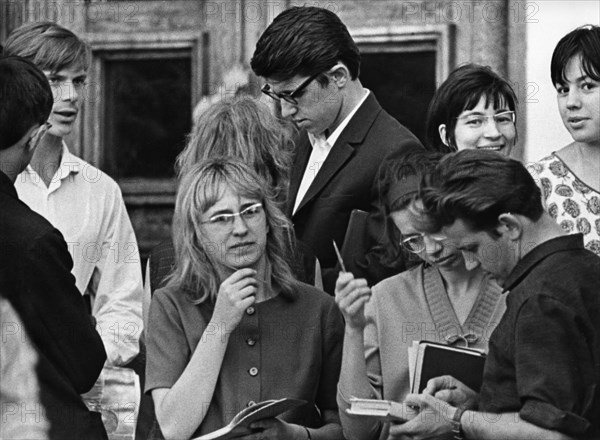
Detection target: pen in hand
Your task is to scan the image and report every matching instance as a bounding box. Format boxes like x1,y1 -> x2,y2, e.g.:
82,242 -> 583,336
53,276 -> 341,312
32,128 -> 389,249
332,240 -> 347,272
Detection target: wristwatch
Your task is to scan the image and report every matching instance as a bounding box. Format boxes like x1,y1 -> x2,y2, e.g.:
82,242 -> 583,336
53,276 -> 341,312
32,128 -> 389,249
451,406 -> 466,440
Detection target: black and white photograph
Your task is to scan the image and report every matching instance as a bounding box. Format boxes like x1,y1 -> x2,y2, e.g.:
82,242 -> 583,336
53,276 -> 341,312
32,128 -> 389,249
1,1 -> 599,439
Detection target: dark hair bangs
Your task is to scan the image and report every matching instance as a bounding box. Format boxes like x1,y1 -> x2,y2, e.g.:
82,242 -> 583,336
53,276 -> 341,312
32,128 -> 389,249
551,25 -> 600,85
579,53 -> 600,82
461,84 -> 516,114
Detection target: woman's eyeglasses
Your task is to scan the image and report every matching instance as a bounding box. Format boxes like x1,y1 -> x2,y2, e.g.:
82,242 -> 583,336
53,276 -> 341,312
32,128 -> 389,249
456,111 -> 516,128
201,203 -> 264,230
400,232 -> 447,253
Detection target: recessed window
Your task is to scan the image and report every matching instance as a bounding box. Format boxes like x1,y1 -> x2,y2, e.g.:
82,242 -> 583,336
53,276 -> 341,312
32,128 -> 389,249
354,25 -> 453,146
360,51 -> 436,144
103,53 -> 192,179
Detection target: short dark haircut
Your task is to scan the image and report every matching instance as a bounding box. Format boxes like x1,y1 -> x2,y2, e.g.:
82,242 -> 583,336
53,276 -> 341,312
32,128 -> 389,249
250,6 -> 360,85
551,24 -> 600,86
4,21 -> 89,72
420,150 -> 543,234
0,56 -> 53,150
425,64 -> 518,153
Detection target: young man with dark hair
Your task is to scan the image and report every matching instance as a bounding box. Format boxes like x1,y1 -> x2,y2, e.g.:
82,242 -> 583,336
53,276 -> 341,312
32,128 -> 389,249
251,6 -> 423,293
0,55 -> 107,439
4,23 -> 144,432
391,149 -> 600,440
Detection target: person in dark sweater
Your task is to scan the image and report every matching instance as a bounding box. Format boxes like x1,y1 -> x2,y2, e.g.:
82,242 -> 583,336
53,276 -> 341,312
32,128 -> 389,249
0,55 -> 107,439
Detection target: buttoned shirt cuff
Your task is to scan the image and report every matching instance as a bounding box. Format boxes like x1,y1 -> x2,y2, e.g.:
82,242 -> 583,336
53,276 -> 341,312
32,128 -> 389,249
521,399 -> 591,437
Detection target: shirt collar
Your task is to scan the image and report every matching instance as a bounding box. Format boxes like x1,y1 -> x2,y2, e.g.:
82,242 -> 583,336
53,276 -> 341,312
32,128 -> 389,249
58,142 -> 81,176
24,142 -> 81,181
308,88 -> 370,148
502,234 -> 585,292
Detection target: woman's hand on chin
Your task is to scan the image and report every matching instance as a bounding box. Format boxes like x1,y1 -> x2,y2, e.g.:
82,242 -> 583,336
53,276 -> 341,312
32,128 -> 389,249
212,268 -> 258,328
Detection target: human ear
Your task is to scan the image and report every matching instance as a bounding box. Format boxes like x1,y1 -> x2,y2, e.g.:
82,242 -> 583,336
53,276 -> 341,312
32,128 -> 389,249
496,213 -> 522,240
330,64 -> 350,88
438,124 -> 449,146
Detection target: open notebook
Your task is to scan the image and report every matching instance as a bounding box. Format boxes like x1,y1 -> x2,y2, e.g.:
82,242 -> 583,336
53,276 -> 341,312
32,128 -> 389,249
193,398 -> 305,440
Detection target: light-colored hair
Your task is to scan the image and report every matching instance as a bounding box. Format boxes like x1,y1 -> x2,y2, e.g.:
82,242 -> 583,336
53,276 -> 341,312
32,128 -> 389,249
4,21 -> 89,72
176,96 -> 294,203
166,158 -> 298,304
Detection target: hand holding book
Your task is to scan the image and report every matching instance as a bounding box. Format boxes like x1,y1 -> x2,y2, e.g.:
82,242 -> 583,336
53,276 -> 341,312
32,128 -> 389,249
408,341 -> 486,394
422,375 -> 479,409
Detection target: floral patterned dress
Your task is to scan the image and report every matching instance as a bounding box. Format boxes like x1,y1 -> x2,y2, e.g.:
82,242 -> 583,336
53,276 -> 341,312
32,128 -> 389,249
528,153 -> 600,255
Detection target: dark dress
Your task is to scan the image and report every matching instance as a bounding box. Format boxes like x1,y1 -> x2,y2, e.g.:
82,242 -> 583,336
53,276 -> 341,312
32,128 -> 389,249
145,282 -> 344,438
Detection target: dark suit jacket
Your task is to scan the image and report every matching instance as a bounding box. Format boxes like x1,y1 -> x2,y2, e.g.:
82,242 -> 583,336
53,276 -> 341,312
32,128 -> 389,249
288,92 -> 423,293
0,171 -> 107,439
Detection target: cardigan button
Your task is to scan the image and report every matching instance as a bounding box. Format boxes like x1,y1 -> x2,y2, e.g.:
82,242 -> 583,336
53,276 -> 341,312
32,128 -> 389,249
246,337 -> 257,346
248,367 -> 259,377
246,306 -> 255,315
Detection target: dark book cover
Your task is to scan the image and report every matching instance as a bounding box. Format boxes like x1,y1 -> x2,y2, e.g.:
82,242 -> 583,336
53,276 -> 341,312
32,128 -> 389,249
411,341 -> 487,394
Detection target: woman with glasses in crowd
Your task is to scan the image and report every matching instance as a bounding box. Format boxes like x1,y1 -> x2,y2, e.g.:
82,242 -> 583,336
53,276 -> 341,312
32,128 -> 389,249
425,64 -> 518,156
146,96 -> 320,300
145,158 -> 344,440
528,25 -> 600,256
334,152 -> 506,440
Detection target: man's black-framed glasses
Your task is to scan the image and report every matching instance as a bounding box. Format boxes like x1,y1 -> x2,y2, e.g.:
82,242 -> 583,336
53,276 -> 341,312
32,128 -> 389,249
261,71 -> 322,105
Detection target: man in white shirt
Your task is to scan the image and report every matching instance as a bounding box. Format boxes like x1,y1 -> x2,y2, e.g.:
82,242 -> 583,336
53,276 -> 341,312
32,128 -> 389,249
251,6 -> 423,293
5,22 -> 143,437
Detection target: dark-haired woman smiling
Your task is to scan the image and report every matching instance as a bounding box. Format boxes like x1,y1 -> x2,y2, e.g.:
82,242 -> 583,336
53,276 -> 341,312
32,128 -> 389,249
426,63 -> 518,156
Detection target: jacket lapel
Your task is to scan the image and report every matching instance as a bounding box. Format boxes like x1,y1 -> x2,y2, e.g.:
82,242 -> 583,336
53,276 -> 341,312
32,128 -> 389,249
293,92 -> 382,216
287,132 -> 312,217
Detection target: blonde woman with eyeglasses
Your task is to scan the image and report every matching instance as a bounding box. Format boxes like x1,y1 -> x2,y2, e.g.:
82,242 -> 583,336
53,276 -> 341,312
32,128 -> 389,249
145,158 -> 344,440
334,152 -> 506,440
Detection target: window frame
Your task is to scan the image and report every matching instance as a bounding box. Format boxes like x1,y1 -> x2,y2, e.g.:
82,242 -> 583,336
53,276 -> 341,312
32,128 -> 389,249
82,31 -> 205,205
